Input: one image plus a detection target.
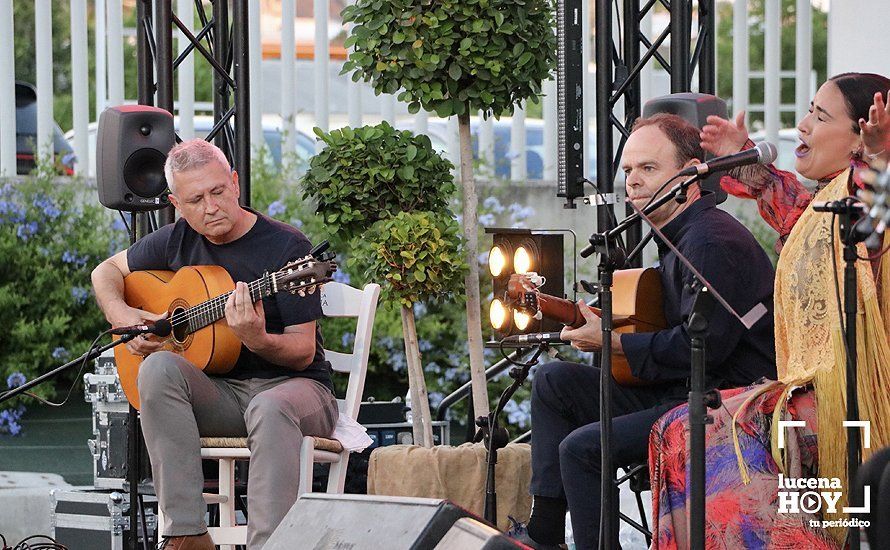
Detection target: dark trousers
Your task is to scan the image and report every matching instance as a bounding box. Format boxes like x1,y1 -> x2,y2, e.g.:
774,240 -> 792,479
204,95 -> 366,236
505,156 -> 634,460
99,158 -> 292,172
530,361 -> 685,550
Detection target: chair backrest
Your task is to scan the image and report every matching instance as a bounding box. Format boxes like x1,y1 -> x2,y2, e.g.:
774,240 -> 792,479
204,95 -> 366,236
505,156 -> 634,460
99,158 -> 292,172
319,282 -> 381,421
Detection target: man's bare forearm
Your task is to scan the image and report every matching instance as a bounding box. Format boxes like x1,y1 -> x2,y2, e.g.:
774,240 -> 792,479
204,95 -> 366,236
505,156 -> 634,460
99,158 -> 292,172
91,260 -> 129,323
244,331 -> 316,371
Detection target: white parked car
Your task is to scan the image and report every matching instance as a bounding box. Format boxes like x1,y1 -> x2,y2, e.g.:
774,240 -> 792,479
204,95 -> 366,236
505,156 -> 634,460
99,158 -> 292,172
66,114 -> 316,178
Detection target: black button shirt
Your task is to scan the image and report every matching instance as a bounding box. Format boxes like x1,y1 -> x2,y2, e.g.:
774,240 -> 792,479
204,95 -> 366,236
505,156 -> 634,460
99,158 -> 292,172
620,193 -> 778,391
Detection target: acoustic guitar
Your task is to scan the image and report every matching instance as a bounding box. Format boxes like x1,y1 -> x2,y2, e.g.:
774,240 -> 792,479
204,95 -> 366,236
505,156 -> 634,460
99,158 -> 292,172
506,268 -> 667,386
115,254 -> 336,409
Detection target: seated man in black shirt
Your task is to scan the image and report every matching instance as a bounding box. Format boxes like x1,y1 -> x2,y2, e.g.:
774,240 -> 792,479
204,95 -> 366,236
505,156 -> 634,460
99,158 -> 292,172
90,139 -> 338,550
521,114 -> 777,549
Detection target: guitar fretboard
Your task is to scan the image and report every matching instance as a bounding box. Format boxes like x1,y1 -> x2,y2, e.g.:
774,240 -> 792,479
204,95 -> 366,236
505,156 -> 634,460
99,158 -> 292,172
170,275 -> 275,334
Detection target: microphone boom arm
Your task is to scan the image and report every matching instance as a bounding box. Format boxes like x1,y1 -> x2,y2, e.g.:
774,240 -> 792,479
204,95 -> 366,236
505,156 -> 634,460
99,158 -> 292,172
0,332 -> 139,405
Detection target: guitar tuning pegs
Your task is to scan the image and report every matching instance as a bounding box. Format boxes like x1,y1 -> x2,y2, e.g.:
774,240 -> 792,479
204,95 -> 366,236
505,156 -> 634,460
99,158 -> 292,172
307,284 -> 316,294
298,289 -> 306,297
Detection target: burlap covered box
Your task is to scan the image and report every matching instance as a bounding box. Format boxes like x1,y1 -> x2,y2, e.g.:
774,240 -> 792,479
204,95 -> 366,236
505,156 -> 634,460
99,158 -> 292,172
367,442 -> 531,531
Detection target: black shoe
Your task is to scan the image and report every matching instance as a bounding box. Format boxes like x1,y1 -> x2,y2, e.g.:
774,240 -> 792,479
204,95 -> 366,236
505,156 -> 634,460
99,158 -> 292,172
509,531 -> 566,549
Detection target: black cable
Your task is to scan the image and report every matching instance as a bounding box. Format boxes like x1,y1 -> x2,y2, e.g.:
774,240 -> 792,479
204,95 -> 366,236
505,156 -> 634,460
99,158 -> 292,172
118,210 -> 132,234
497,341 -> 544,369
10,535 -> 67,550
830,213 -> 853,364
138,495 -> 150,550
12,330 -> 113,407
640,172 -> 686,213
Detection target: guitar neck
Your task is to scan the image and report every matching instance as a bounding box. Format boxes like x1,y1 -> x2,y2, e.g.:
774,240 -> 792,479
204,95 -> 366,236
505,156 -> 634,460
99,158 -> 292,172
184,274 -> 274,334
533,293 -> 585,329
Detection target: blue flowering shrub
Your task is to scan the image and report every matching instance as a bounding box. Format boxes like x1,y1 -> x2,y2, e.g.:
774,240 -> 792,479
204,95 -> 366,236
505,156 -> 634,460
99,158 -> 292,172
0,165 -> 118,433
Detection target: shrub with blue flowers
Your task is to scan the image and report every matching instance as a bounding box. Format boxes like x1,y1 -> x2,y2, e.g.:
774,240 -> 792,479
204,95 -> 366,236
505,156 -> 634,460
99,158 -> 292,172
0,165 -> 117,433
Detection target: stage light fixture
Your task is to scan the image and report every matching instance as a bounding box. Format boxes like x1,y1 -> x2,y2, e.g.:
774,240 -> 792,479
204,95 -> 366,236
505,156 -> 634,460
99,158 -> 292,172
514,245 -> 533,274
490,298 -> 509,331
484,228 -> 566,342
513,310 -> 531,331
489,245 -> 509,277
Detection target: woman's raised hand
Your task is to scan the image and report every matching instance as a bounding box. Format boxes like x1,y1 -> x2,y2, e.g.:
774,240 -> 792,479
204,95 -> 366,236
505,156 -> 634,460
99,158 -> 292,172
700,111 -> 749,157
859,90 -> 890,160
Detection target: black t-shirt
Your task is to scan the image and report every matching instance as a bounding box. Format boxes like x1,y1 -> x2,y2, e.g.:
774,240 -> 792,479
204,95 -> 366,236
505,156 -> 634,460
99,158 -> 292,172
126,210 -> 332,390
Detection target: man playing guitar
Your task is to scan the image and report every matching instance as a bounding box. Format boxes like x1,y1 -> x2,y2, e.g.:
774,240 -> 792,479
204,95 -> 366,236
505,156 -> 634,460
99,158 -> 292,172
520,114 -> 778,549
90,139 -> 338,550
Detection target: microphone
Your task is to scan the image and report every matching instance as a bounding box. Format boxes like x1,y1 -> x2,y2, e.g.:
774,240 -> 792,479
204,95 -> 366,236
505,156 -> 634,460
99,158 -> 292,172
679,141 -> 778,177
501,331 -> 568,345
110,318 -> 173,337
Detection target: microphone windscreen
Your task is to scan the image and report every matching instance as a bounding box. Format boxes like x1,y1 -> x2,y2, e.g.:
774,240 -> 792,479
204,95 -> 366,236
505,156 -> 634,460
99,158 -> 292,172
755,141 -> 778,165
152,318 -> 173,337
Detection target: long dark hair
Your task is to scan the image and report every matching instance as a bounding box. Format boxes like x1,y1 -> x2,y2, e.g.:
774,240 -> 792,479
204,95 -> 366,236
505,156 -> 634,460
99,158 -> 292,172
829,72 -> 890,133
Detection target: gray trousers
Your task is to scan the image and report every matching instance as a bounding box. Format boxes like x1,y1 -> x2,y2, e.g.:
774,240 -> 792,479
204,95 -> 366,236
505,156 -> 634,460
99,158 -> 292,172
137,351 -> 339,549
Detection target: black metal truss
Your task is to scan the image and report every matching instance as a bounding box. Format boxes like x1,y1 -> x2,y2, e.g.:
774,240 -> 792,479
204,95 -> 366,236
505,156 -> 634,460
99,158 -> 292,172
135,0 -> 251,217
596,0 -> 716,257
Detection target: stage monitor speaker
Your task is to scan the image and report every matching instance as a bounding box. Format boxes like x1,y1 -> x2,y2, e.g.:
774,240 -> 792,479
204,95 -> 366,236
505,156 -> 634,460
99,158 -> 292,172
642,93 -> 729,204
97,105 -> 175,212
265,494 -> 483,550
434,518 -> 523,549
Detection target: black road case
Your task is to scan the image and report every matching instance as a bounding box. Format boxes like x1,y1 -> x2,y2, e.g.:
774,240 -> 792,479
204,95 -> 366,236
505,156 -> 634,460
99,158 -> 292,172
50,488 -> 157,550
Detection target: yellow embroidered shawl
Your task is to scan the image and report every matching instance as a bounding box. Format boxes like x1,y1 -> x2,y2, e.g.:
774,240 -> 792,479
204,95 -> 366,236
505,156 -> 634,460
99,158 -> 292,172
771,170 -> 890,534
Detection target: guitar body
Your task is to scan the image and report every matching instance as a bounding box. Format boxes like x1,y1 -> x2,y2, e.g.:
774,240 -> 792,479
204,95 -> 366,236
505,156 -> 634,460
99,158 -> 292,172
509,268 -> 667,386
116,266 -> 242,409
607,268 -> 666,386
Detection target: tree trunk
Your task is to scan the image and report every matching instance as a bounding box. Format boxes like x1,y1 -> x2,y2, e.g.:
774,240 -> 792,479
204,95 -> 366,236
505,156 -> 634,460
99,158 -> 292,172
401,305 -> 434,447
457,110 -> 490,419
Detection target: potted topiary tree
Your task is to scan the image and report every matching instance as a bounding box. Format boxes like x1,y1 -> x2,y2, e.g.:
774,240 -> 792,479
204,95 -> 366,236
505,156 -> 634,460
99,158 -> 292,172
340,0 -> 556,418
302,122 -> 464,446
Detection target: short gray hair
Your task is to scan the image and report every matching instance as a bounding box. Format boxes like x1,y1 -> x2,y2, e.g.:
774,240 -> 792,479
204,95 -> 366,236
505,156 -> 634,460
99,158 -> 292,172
164,139 -> 231,192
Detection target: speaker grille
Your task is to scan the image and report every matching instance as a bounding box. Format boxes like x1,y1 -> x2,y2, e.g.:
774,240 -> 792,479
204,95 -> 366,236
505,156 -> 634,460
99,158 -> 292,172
123,149 -> 169,198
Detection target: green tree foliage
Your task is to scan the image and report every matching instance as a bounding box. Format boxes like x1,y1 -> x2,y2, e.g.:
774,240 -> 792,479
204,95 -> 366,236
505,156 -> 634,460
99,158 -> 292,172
341,0 -> 556,118
301,122 -> 456,242
350,211 -> 465,309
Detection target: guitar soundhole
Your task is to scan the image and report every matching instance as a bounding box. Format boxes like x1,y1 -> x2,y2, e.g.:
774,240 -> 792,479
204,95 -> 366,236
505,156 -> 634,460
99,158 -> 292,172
170,306 -> 189,343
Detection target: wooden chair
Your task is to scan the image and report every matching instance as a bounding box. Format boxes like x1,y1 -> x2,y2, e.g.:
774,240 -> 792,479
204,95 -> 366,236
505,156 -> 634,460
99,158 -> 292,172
158,282 -> 380,548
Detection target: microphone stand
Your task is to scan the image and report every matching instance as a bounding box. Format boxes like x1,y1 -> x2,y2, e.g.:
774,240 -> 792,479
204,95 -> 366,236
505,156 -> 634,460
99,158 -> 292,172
0,333 -> 138,405
0,332 -> 153,549
812,197 -> 865,550
479,344 -> 552,525
581,174 -> 764,549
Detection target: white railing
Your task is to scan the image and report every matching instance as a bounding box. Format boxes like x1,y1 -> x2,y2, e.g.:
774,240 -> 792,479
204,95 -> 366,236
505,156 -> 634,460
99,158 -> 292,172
0,0 -> 823,180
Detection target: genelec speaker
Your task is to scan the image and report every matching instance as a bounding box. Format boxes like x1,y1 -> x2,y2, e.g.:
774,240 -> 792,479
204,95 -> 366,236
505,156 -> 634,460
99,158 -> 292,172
97,105 -> 175,211
264,494 -> 484,550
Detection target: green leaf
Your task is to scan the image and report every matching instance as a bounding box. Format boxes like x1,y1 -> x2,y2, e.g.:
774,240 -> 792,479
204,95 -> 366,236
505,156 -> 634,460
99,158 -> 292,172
406,144 -> 418,161
448,63 -> 462,80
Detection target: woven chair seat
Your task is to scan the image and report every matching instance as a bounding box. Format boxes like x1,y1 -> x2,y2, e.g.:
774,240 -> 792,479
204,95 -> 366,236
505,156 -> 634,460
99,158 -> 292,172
200,436 -> 344,453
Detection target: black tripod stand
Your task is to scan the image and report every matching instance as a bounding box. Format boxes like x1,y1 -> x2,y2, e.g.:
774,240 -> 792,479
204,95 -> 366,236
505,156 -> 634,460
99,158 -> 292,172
477,344 -> 553,525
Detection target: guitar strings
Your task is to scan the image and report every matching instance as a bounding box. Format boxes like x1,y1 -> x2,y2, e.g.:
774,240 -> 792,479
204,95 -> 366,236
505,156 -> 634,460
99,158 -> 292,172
166,268 -> 317,329
167,278 -> 268,328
